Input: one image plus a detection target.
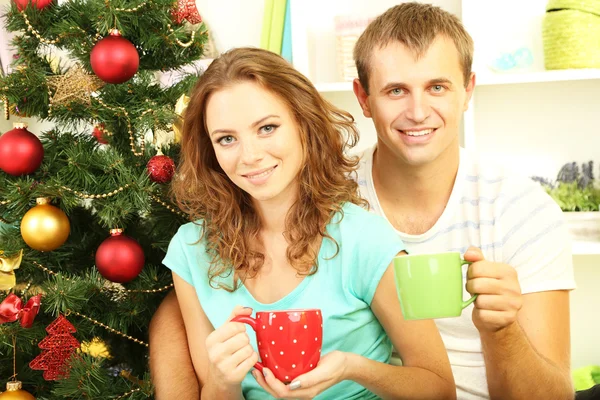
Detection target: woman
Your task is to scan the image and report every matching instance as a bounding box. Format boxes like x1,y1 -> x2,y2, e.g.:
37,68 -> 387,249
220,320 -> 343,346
163,47 -> 455,399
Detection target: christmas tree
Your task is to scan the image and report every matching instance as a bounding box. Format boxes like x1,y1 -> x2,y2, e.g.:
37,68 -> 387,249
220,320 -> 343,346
0,0 -> 208,396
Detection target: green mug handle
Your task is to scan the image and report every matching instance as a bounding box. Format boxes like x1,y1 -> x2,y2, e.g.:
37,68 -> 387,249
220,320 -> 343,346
461,259 -> 478,309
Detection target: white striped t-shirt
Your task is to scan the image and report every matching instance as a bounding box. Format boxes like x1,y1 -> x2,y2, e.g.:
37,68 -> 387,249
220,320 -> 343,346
355,144 -> 577,400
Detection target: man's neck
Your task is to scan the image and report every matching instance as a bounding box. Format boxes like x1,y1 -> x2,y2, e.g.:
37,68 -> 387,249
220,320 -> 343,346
372,141 -> 460,234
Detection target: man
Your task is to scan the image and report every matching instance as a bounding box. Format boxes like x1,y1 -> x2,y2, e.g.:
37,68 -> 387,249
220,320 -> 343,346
149,3 -> 576,399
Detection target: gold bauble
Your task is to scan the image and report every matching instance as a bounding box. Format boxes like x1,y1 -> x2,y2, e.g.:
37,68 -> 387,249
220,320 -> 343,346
20,198 -> 70,252
0,381 -> 35,400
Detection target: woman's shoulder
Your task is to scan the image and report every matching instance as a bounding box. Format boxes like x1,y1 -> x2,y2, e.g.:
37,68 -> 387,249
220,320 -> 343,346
337,202 -> 392,228
332,202 -> 399,241
172,219 -> 205,246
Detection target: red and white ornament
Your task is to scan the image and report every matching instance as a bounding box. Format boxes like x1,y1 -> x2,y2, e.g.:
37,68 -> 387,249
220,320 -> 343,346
13,0 -> 52,11
147,150 -> 175,184
172,0 -> 202,24
95,229 -> 145,283
93,123 -> 108,144
90,30 -> 139,84
0,123 -> 44,176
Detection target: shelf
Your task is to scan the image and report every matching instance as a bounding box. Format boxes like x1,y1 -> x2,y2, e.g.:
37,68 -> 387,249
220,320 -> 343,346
314,69 -> 600,93
476,69 -> 600,86
315,81 -> 353,93
572,241 -> 600,256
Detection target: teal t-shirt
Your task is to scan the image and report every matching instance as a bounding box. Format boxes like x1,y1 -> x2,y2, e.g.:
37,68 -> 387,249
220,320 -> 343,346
162,202 -> 405,399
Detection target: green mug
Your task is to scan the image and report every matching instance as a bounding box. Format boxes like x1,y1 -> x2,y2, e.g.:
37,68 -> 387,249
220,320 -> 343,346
393,252 -> 477,320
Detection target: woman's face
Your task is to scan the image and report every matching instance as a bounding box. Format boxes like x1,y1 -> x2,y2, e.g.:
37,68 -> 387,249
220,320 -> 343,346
206,81 -> 304,205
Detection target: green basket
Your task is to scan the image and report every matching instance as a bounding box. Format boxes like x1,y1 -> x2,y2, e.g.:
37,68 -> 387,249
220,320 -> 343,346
542,0 -> 600,70
546,0 -> 600,15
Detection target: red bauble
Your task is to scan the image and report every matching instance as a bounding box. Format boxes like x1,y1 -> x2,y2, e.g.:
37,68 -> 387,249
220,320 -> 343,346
90,30 -> 139,84
0,123 -> 44,176
95,229 -> 145,283
13,0 -> 52,11
147,153 -> 175,184
93,123 -> 108,144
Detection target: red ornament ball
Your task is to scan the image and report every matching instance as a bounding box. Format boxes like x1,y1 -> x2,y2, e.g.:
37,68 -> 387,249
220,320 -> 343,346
93,124 -> 108,144
147,154 -> 176,184
13,0 -> 52,11
95,230 -> 145,283
0,123 -> 44,176
90,30 -> 139,84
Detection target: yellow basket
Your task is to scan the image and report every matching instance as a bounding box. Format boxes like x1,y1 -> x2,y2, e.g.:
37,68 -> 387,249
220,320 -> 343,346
542,1 -> 600,69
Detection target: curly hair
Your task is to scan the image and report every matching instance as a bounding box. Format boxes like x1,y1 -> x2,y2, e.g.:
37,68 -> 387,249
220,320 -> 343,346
171,47 -> 366,291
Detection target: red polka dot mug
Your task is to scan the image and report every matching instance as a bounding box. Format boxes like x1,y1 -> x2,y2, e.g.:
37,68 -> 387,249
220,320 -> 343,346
232,309 -> 323,383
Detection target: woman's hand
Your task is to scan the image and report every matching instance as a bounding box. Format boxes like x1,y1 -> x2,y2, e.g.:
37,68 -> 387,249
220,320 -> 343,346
205,306 -> 258,390
252,351 -> 349,399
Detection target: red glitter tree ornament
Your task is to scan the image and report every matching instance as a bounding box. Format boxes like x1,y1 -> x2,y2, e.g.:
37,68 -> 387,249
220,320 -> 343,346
172,0 -> 202,24
146,150 -> 175,184
29,314 -> 80,381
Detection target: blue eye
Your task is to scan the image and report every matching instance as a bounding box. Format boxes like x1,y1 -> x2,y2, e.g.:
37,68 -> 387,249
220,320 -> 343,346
218,135 -> 235,145
390,88 -> 403,96
431,85 -> 445,93
261,124 -> 278,134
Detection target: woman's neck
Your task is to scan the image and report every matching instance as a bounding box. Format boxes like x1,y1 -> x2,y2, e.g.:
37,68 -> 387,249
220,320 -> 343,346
253,186 -> 298,235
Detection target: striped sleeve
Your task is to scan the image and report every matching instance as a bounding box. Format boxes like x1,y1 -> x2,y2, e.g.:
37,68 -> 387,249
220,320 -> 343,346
499,179 -> 576,294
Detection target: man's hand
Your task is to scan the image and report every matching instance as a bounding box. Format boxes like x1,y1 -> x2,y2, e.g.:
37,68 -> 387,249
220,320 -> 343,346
465,247 -> 523,333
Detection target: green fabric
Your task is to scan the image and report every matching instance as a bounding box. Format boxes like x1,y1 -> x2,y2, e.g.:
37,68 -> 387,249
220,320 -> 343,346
573,365 -> 600,391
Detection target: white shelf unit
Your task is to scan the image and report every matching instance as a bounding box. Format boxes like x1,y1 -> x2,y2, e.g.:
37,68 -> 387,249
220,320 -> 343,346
572,241 -> 600,256
287,0 -> 600,368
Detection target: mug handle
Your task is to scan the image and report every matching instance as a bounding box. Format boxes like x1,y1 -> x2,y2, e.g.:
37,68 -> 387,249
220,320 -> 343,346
461,260 -> 478,309
231,315 -> 264,373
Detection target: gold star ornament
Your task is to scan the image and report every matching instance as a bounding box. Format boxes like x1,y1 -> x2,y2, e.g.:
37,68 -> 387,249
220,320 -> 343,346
47,65 -> 104,106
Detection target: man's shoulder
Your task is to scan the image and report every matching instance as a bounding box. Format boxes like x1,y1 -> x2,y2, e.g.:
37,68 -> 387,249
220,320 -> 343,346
459,149 -> 562,220
460,149 -> 544,195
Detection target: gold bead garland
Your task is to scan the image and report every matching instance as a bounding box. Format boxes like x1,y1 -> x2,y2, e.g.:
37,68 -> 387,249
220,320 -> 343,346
3,95 -> 9,120
20,11 -> 60,45
114,388 -> 142,399
150,194 -> 187,218
95,97 -> 145,156
65,309 -> 148,347
60,184 -> 131,199
114,0 -> 148,12
167,24 -> 196,48
32,260 -> 173,293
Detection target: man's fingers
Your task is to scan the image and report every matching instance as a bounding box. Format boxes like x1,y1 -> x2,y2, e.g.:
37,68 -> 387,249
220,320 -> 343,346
466,277 -> 502,295
463,247 -> 484,262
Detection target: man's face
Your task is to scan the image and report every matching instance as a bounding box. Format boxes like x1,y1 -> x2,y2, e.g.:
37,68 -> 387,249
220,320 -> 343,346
355,36 -> 474,167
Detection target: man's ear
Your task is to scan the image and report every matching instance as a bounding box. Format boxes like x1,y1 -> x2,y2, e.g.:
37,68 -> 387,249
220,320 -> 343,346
353,78 -> 372,118
463,72 -> 476,112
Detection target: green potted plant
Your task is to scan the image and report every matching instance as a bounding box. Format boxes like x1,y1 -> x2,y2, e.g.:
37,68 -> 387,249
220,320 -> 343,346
533,161 -> 600,242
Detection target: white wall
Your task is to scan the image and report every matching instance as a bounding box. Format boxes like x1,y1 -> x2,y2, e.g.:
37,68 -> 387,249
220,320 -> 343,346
571,255 -> 600,368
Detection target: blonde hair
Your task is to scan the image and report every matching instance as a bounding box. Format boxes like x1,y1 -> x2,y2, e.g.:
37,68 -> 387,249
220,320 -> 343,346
171,47 -> 366,291
354,2 -> 474,94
